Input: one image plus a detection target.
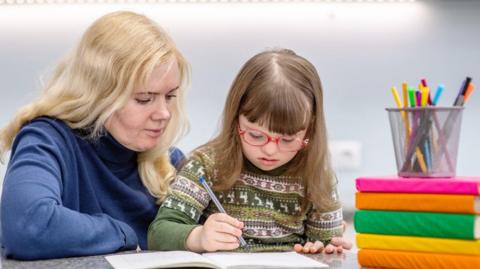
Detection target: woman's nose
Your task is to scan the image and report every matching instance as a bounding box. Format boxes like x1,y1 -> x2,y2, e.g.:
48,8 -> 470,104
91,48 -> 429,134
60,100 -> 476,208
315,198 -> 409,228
152,99 -> 171,121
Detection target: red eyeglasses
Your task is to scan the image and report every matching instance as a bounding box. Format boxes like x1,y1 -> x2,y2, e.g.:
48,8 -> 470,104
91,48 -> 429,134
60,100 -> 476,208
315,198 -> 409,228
238,125 -> 309,152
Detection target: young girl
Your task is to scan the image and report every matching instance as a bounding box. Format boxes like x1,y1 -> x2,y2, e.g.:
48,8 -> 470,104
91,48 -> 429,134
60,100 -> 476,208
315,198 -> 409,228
148,49 -> 351,254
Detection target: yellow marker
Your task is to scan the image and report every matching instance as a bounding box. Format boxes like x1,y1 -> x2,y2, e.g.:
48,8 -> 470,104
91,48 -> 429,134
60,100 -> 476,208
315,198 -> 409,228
415,148 -> 428,173
391,86 -> 403,108
402,82 -> 409,108
391,86 -> 406,120
421,87 -> 429,107
402,83 -> 411,147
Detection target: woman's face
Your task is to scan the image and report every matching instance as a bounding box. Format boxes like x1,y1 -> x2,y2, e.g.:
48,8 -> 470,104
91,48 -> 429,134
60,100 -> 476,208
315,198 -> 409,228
105,58 -> 180,152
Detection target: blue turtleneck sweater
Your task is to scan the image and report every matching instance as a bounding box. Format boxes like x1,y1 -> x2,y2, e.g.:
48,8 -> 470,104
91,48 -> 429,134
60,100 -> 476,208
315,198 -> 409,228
0,117 -> 184,260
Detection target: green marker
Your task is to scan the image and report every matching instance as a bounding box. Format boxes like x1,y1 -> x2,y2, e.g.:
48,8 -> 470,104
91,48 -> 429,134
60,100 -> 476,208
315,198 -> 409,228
408,86 -> 416,107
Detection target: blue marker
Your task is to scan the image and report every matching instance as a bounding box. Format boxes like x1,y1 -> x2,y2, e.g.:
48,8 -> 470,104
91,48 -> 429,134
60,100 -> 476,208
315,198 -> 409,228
199,176 -> 248,248
432,84 -> 444,106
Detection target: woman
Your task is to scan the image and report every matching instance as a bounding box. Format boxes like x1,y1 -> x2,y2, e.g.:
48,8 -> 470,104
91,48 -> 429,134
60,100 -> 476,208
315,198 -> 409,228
0,11 -> 189,260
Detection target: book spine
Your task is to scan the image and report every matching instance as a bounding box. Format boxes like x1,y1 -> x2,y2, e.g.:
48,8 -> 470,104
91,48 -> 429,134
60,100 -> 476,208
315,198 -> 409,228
356,233 -> 480,256
358,249 -> 480,269
354,210 -> 477,239
355,192 -> 478,214
355,179 -> 480,194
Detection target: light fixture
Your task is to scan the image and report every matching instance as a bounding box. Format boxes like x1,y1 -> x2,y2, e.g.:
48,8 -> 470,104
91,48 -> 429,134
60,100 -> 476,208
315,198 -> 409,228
0,0 -> 416,4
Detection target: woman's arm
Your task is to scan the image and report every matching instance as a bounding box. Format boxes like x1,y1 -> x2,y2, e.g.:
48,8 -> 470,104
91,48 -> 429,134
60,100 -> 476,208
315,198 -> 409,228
1,123 -> 138,260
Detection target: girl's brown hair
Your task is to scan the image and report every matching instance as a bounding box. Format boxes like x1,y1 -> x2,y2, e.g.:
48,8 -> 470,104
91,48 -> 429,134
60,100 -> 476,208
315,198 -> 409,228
205,48 -> 339,211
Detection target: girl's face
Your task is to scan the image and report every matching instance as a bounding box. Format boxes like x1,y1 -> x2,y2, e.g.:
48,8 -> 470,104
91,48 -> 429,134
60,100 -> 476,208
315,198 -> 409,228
105,59 -> 180,152
238,114 -> 308,171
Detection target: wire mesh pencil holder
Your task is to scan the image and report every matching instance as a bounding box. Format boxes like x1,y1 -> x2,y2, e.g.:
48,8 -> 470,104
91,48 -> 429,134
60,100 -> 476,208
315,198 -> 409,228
386,107 -> 464,178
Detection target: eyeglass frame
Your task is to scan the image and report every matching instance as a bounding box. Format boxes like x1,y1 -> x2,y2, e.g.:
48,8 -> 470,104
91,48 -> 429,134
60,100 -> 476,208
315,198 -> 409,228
237,124 -> 309,152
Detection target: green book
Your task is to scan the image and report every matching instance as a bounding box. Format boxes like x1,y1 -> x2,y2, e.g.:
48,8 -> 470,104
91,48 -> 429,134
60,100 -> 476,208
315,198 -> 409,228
354,210 -> 480,239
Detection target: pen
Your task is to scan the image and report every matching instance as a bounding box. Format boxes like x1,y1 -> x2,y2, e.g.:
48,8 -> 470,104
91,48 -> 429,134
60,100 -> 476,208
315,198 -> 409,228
199,176 -> 248,248
454,77 -> 471,106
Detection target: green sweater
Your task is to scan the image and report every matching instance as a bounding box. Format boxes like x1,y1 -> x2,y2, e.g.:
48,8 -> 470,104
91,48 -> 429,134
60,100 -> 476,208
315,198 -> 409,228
148,147 -> 343,252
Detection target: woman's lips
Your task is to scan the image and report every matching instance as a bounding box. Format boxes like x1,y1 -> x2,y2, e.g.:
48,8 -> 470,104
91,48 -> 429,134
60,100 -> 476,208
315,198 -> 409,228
146,129 -> 163,138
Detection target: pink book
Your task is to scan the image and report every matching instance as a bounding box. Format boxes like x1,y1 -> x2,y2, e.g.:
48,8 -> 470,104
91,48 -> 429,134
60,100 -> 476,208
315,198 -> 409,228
356,176 -> 480,194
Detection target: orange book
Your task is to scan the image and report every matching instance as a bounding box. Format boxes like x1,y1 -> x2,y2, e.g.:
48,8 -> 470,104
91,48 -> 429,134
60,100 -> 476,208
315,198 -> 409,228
358,249 -> 480,269
355,192 -> 480,214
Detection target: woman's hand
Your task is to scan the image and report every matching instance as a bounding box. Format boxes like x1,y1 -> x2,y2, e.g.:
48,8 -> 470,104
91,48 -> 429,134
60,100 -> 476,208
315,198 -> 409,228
186,213 -> 244,252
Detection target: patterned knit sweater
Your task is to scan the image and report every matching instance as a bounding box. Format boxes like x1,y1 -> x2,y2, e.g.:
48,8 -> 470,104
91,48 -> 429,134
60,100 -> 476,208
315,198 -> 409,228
148,147 -> 343,252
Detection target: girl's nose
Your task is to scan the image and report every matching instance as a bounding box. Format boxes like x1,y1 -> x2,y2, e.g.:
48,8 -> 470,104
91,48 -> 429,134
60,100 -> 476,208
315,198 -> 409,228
261,140 -> 279,156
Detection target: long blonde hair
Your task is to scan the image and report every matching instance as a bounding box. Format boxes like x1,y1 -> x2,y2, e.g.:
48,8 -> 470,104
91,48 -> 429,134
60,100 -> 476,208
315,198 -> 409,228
0,11 -> 189,203
206,48 -> 338,211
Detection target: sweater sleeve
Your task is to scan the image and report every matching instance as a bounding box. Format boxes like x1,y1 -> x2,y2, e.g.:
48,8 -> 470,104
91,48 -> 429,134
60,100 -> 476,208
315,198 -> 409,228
148,150 -> 213,251
1,122 -> 138,260
304,186 -> 344,245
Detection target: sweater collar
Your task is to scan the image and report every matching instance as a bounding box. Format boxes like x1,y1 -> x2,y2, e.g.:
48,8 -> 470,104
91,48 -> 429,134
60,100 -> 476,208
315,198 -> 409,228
93,132 -> 137,164
243,158 -> 290,176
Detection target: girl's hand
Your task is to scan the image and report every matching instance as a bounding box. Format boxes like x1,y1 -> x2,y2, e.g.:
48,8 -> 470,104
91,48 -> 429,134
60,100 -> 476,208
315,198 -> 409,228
293,237 -> 352,254
293,241 -> 325,254
186,213 -> 244,252
293,221 -> 352,254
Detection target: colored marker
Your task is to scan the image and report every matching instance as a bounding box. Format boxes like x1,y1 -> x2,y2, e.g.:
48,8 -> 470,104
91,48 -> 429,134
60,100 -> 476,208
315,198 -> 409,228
421,87 -> 429,107
464,82 -> 475,104
402,82 -> 409,108
408,87 -> 417,107
391,86 -> 403,108
432,84 -> 444,106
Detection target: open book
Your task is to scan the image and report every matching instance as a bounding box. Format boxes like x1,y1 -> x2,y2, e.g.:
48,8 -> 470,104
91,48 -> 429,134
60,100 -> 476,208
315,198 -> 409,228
105,251 -> 328,269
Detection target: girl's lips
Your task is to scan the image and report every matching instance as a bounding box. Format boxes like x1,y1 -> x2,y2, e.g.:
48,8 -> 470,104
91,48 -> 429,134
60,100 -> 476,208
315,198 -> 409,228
258,157 -> 279,166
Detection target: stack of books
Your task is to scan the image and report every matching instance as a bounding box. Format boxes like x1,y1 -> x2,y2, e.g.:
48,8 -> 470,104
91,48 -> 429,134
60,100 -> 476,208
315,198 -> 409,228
354,175 -> 480,269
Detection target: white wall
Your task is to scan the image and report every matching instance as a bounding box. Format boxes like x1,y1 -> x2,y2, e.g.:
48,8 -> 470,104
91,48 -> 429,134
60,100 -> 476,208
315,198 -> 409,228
1,1 -> 479,210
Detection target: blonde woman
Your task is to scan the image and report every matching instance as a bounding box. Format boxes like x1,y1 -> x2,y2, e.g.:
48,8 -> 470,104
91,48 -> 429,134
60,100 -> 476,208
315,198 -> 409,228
0,11 -> 189,260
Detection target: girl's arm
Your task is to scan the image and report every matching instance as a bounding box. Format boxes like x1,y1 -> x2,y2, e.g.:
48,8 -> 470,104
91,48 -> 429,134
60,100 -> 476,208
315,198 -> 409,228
1,124 -> 137,260
148,150 -> 243,252
295,205 -> 350,254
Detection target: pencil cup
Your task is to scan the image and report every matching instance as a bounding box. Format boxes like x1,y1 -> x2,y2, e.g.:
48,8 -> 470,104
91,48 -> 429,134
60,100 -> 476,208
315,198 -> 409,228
386,107 -> 464,178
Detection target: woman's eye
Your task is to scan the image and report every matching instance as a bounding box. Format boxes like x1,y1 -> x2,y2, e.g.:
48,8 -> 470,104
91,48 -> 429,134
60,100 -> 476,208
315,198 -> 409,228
166,94 -> 177,102
135,98 -> 153,104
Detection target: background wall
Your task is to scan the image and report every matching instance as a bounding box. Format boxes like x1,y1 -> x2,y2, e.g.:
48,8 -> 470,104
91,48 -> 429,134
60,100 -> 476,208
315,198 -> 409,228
1,0 -> 479,211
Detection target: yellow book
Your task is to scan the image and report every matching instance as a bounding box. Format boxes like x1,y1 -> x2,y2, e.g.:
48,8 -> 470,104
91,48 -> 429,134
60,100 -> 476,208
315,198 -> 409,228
357,233 -> 480,256
355,192 -> 480,214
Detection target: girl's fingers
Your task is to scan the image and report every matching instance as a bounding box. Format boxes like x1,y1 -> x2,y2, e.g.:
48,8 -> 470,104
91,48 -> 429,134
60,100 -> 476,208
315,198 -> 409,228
293,244 -> 303,253
216,221 -> 243,238
324,244 -> 335,254
212,213 -> 244,229
310,241 -> 324,253
303,241 -> 314,253
336,245 -> 344,254
216,241 -> 241,251
330,237 -> 353,250
215,232 -> 242,244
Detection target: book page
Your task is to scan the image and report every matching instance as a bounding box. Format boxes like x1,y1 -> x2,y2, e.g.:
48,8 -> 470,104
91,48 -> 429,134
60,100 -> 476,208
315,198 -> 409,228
106,251 -> 220,269
202,252 -> 328,269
